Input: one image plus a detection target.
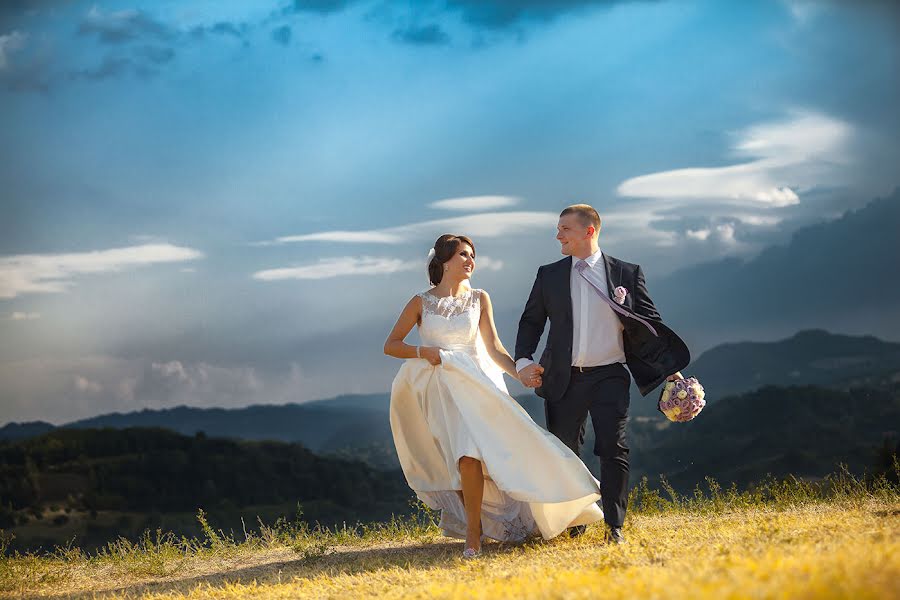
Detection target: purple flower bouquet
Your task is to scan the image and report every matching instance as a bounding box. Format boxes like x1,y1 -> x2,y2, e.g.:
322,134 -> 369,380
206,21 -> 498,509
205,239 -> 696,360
658,377 -> 706,422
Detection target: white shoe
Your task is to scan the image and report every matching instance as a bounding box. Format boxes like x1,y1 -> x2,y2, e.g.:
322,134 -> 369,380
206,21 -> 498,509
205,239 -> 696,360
462,547 -> 480,559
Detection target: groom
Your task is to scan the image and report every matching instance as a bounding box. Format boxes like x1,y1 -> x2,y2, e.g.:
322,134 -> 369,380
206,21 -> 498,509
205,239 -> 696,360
514,204 -> 690,544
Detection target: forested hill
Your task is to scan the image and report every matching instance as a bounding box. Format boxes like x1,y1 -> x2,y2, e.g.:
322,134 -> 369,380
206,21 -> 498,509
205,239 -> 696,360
686,329 -> 900,401
0,427 -> 410,532
633,383 -> 900,491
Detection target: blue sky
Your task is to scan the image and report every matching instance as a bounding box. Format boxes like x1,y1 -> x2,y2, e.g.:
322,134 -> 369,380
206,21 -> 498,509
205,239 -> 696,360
2,0 -> 899,423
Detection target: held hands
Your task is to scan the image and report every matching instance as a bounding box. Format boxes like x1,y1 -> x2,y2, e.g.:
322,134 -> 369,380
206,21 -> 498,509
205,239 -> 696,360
418,346 -> 442,366
666,371 -> 684,382
518,363 -> 544,388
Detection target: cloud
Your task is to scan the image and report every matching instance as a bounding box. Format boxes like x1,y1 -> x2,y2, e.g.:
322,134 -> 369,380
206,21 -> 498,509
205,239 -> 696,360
685,222 -> 740,245
0,29 -> 25,70
392,23 -> 450,45
254,256 -> 417,281
271,25 -> 292,46
9,311 -> 40,320
429,195 -> 520,211
617,111 -> 854,207
253,254 -> 504,281
0,29 -> 51,91
78,7 -> 175,45
444,0 -> 649,29
73,45 -> 176,81
257,211 -> 558,246
783,0 -> 821,23
282,1 -> 353,16
0,243 -> 203,299
74,375 -> 103,394
189,21 -> 251,43
256,231 -> 404,245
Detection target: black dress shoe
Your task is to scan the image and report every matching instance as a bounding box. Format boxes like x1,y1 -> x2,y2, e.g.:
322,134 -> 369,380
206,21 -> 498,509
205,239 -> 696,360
606,526 -> 625,545
568,524 -> 588,538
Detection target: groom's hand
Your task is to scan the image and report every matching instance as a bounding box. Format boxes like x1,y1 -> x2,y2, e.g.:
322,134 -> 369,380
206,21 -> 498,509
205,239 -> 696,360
666,371 -> 684,382
518,363 -> 544,388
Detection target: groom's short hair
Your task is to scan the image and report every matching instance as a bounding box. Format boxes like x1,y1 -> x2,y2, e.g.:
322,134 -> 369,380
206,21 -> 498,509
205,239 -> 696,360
560,204 -> 601,234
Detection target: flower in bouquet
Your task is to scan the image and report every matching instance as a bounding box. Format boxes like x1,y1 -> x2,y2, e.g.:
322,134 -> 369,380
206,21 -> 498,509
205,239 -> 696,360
659,377 -> 705,422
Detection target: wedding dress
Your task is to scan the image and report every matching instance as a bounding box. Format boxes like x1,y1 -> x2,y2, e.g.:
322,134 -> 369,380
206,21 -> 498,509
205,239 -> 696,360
390,288 -> 603,542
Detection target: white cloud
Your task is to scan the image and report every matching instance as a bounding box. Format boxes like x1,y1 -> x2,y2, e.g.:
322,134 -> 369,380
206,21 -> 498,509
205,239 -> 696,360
733,214 -> 782,227
257,231 -> 404,245
475,257 -> 503,271
715,223 -> 737,245
253,254 -> 504,281
429,195 -> 520,211
0,31 -> 26,71
783,0 -> 821,23
9,311 -> 40,320
152,360 -> 190,383
253,256 -> 417,281
74,375 -> 103,394
617,111 -> 853,207
256,211 -> 558,246
0,243 -> 203,299
686,223 -> 738,245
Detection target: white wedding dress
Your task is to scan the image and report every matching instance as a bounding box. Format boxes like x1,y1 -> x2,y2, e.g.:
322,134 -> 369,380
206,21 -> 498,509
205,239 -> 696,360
390,287 -> 604,542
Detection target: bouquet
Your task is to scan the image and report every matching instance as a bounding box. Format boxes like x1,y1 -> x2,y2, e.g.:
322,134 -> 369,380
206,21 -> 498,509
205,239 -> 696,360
659,377 -> 705,422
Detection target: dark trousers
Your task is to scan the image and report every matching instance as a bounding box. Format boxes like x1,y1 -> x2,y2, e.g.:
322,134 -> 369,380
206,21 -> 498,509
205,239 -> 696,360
545,363 -> 630,528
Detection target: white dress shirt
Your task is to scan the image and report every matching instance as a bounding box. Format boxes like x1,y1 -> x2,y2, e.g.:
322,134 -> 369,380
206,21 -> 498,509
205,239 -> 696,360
516,249 -> 625,373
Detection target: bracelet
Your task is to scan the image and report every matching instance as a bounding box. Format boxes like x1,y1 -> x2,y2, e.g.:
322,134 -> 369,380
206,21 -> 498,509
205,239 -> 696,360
416,346 -> 421,358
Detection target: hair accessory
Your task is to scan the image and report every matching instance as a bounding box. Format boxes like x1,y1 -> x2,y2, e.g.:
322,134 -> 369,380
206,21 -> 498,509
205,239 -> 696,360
425,248 -> 436,283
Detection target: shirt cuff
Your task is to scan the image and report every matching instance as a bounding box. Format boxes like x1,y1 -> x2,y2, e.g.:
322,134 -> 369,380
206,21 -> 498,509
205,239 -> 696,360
515,358 -> 534,373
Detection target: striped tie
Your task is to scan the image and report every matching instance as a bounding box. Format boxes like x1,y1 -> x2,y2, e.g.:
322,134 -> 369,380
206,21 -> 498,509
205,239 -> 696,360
574,259 -> 658,337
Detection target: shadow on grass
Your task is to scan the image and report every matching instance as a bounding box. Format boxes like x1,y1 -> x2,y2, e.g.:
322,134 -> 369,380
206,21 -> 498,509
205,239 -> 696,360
49,539 -> 522,599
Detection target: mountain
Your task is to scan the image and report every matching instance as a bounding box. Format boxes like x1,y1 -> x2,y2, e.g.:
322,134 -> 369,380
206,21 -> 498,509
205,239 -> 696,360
0,420 -> 55,441
3,329 -> 898,451
632,383 -> 900,492
654,191 -> 900,349
686,329 -> 900,402
64,393 -> 392,453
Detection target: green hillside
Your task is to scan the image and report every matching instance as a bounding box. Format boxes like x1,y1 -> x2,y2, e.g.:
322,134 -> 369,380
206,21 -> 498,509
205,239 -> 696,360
0,428 -> 411,553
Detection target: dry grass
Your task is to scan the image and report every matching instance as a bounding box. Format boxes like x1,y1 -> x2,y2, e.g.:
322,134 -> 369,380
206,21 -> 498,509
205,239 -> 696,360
2,471 -> 898,599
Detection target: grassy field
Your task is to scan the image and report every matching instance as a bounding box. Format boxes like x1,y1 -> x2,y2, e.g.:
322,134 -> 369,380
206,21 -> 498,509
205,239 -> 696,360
2,469 -> 898,599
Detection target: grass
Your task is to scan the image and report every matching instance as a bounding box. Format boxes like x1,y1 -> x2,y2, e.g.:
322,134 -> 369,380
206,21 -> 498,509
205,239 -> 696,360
1,465 -> 898,599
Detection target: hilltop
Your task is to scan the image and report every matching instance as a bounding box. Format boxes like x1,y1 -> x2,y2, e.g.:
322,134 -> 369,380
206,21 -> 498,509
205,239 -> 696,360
2,472 -> 897,599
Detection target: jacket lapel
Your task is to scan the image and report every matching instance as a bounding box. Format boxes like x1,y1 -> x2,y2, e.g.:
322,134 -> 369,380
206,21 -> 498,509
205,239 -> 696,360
602,252 -> 617,297
562,256 -> 574,326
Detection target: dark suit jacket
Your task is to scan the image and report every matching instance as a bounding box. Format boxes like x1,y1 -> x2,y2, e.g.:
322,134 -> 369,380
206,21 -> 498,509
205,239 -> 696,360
515,254 -> 690,400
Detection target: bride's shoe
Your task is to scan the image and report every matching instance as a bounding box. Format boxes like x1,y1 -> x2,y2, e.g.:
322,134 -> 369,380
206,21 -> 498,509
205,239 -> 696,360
463,526 -> 484,558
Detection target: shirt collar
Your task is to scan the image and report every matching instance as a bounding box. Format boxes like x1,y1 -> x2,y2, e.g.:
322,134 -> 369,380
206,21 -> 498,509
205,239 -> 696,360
582,249 -> 603,269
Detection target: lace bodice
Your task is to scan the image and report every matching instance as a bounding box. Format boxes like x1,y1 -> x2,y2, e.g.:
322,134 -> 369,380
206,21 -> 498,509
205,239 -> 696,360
418,288 -> 483,352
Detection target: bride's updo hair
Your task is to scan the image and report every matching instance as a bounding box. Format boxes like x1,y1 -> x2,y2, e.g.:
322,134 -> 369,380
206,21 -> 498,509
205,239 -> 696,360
428,234 -> 475,286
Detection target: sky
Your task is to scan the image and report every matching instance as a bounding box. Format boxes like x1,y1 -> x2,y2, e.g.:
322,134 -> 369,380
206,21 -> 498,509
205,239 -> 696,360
2,0 -> 899,424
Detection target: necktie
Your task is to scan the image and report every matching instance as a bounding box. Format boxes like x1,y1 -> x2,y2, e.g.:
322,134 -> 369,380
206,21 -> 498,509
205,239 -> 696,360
574,259 -> 658,337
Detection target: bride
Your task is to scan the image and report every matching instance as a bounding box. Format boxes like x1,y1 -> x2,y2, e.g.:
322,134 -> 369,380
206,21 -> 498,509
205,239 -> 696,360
383,234 -> 604,557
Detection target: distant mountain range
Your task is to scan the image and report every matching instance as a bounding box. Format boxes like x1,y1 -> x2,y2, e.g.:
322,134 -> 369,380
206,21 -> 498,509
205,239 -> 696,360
632,384 -> 900,491
3,330 -> 898,447
653,190 -> 900,349
0,393 -> 392,451
687,329 -> 900,401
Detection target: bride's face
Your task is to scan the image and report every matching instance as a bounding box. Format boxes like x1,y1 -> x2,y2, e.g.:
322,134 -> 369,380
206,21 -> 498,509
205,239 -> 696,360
445,243 -> 476,281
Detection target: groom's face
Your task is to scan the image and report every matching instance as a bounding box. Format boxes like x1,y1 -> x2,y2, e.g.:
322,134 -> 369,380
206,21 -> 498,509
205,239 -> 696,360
556,214 -> 594,256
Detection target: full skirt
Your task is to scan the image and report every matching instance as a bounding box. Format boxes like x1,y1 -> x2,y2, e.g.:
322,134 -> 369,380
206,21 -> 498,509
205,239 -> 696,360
390,350 -> 603,542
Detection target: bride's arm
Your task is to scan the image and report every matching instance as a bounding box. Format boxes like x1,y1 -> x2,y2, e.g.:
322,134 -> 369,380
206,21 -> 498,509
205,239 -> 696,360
477,291 -> 518,378
383,296 -> 441,364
